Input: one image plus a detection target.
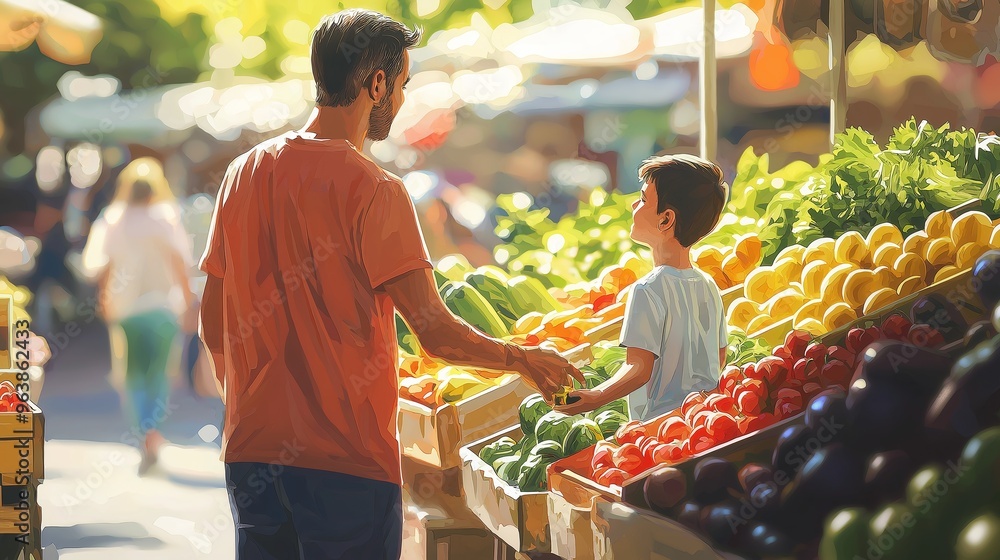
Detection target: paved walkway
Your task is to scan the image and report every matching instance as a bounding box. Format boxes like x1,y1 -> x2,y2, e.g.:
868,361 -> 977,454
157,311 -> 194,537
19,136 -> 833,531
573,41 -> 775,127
36,323 -> 233,559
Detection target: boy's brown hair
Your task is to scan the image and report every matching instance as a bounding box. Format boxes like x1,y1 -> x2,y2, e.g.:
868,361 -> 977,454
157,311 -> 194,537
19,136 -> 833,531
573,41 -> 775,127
638,154 -> 729,247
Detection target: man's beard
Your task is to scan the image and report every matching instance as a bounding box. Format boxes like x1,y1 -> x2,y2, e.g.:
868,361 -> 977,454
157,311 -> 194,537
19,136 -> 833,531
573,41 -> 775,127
367,95 -> 395,141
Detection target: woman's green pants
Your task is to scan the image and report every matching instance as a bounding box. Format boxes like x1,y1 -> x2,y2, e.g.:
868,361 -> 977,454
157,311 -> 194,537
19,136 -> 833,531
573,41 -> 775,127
119,309 -> 178,435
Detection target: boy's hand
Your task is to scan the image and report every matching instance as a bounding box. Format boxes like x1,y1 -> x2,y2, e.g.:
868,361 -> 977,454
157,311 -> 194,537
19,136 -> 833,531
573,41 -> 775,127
553,388 -> 603,415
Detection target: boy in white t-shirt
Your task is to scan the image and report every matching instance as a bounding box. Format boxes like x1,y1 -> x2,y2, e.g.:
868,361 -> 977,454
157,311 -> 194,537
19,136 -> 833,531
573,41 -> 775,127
556,154 -> 730,422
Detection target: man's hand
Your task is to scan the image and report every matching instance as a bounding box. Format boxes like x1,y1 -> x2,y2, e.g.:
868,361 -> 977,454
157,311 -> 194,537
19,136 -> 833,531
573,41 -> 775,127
518,346 -> 585,401
553,388 -> 602,416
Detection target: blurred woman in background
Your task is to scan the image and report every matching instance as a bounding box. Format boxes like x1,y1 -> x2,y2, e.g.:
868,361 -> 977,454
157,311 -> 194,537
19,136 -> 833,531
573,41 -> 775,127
82,157 -> 196,474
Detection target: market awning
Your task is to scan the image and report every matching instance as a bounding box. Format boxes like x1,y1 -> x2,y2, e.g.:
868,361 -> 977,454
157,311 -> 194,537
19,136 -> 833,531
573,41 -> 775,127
0,0 -> 103,64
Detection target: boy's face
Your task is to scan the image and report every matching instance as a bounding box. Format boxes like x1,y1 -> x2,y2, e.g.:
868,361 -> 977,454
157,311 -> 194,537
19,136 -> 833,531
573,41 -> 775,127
630,181 -> 673,246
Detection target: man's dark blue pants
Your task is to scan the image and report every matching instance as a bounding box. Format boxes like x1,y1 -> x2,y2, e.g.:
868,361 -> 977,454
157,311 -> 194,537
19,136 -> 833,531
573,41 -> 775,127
226,462 -> 403,560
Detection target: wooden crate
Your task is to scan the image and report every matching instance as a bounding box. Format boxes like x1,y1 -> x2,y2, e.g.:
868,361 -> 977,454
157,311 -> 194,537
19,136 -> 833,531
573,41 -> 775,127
546,491 -> 599,560
0,402 -> 43,481
401,492 -> 494,560
460,426 -> 550,553
591,498 -> 729,560
399,375 -> 537,469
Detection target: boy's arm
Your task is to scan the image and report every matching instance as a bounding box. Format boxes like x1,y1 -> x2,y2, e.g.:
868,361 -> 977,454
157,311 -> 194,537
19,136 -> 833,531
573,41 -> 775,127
554,346 -> 657,415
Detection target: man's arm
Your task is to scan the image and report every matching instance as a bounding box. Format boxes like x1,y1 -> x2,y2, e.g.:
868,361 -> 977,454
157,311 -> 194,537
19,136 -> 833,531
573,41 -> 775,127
383,268 -> 583,399
554,346 -> 656,415
199,274 -> 226,402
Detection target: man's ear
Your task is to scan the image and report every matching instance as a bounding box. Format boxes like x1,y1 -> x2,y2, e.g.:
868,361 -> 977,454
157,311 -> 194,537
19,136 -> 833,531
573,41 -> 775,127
368,69 -> 387,103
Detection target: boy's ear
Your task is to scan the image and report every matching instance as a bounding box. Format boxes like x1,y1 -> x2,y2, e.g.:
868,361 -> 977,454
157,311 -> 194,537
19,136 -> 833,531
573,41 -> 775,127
659,209 -> 675,232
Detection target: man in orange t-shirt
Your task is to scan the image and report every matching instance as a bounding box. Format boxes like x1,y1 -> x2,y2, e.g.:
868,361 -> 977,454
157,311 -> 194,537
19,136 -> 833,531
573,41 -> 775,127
198,9 -> 581,560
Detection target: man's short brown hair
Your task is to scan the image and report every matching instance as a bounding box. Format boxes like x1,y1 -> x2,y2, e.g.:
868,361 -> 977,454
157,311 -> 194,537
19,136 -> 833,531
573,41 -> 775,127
311,9 -> 421,107
638,154 -> 729,247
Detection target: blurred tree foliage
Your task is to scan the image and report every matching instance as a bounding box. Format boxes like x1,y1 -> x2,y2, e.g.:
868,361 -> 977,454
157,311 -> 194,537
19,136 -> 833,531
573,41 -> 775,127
1,0 -> 734,154
0,0 -> 209,154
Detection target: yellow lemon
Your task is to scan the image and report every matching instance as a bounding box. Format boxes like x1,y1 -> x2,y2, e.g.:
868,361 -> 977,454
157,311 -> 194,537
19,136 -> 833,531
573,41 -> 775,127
726,298 -> 760,332
744,266 -> 779,304
774,244 -> 807,264
924,237 -> 957,269
794,318 -> 827,337
835,231 -> 870,266
863,287 -> 899,316
793,298 -> 825,328
872,243 -> 903,270
801,261 -> 830,299
866,223 -> 904,252
934,266 -> 962,284
992,223 -> 1000,248
804,238 -> 836,265
773,257 -> 805,286
842,269 -> 879,311
925,210 -> 954,239
823,302 -> 858,332
893,252 -> 928,283
820,263 -> 858,305
765,289 -> 807,322
956,242 -> 988,270
745,314 -> 772,336
872,266 -> 896,289
903,230 -> 931,256
950,211 -> 993,247
897,275 -> 926,297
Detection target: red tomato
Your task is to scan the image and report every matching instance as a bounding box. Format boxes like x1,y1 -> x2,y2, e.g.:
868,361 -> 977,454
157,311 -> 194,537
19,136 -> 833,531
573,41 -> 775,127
705,394 -> 739,416
742,362 -> 762,381
683,403 -> 708,425
640,438 -> 660,462
615,421 -> 646,445
737,414 -> 754,434
0,402 -> 9,413
592,442 -> 614,471
688,425 -> 713,448
692,436 -> 715,453
657,417 -> 691,443
747,413 -> 778,431
596,467 -> 628,488
720,376 -> 739,397
592,465 -> 611,480
881,314 -> 912,341
737,389 -> 763,415
681,392 -> 707,416
739,378 -> 766,396
612,443 -> 643,472
692,410 -> 714,429
650,443 -> 674,465
706,413 -> 740,442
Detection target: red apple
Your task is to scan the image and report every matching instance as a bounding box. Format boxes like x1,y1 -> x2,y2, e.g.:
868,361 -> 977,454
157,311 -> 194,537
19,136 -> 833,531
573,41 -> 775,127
784,330 -> 812,359
804,342 -> 827,364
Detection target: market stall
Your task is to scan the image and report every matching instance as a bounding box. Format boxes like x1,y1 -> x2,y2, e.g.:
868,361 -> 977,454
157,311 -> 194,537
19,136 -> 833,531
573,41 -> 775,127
396,114 -> 1000,558
0,281 -> 46,560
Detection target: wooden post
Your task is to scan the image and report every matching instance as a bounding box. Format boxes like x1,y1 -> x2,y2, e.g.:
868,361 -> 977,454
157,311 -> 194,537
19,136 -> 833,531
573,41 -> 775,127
829,0 -> 847,147
701,0 -> 717,161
